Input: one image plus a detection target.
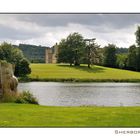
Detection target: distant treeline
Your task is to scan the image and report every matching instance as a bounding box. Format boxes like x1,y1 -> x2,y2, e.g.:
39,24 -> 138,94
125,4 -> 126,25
13,44 -> 47,63
13,43 -> 128,65
116,47 -> 128,54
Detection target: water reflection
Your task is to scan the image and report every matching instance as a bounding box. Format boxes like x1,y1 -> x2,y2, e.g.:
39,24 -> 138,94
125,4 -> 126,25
18,82 -> 140,106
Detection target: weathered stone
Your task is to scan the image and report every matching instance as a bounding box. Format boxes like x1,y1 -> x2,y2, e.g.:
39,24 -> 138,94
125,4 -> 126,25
0,61 -> 18,95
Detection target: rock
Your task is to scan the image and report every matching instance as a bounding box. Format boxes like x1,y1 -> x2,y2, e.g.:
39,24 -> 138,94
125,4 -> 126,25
0,61 -> 18,95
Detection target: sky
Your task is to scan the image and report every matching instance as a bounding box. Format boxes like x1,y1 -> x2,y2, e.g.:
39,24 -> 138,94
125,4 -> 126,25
0,14 -> 140,48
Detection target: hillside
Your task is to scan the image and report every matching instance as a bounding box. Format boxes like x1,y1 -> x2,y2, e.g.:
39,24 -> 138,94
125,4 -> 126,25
13,44 -> 47,63
28,64 -> 140,82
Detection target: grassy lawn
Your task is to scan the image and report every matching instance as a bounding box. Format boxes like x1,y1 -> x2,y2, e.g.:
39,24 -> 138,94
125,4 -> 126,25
28,63 -> 140,82
13,63 -> 140,127
0,103 -> 140,127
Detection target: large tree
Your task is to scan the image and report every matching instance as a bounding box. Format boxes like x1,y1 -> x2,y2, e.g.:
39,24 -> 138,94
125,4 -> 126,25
135,26 -> 140,47
136,47 -> 140,71
0,42 -> 31,76
57,32 -> 85,66
135,26 -> 140,71
103,44 -> 117,68
57,39 -> 74,66
84,39 -> 100,68
127,45 -> 137,71
116,54 -> 128,69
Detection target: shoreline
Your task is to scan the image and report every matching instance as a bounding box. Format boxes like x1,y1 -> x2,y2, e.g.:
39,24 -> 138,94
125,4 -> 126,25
18,77 -> 140,83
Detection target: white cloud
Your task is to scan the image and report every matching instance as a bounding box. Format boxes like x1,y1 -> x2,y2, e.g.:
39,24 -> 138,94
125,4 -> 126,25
0,14 -> 138,48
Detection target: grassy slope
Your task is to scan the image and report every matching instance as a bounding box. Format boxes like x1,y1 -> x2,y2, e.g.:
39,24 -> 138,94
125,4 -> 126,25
0,103 -> 140,127
28,64 -> 140,81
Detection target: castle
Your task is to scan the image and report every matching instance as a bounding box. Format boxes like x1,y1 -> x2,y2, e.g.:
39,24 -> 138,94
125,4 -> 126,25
45,43 -> 58,63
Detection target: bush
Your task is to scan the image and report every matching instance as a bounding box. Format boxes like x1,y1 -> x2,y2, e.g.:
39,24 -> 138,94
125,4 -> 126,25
0,91 -> 38,105
15,58 -> 31,77
15,91 -> 38,104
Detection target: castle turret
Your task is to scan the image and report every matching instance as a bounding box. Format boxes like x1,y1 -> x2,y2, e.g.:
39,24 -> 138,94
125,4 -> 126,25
45,43 -> 58,63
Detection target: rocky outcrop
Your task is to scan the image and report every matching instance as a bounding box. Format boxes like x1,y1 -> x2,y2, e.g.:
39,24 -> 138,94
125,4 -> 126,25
0,61 -> 18,96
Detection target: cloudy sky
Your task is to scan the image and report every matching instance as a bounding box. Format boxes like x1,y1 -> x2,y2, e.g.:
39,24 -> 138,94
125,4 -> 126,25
0,14 -> 140,48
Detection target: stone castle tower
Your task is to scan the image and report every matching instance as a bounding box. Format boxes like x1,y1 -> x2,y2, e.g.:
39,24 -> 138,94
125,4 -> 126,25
45,43 -> 58,63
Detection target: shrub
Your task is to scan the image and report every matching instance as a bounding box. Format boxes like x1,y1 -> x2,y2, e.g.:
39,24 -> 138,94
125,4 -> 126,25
15,91 -> 38,104
0,91 -> 38,105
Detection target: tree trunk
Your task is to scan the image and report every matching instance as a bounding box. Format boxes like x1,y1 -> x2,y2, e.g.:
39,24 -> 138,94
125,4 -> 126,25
74,61 -> 80,66
88,63 -> 91,68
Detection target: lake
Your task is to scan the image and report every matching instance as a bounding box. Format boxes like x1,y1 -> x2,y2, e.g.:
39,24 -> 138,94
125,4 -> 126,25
18,82 -> 140,106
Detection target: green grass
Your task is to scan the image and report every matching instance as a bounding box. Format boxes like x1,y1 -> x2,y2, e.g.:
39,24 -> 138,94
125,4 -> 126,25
27,63 -> 140,82
0,103 -> 140,127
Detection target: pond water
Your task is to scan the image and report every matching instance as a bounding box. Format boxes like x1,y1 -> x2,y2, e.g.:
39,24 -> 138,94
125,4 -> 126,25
18,82 -> 140,106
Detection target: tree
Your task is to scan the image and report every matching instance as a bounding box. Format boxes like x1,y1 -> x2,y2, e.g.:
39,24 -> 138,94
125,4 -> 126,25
84,39 -> 100,68
116,54 -> 128,69
57,32 -> 85,66
57,39 -> 74,66
135,26 -> 140,71
135,26 -> 140,47
136,46 -> 140,71
15,58 -> 31,76
0,42 -> 31,76
127,45 -> 137,71
103,44 -> 117,67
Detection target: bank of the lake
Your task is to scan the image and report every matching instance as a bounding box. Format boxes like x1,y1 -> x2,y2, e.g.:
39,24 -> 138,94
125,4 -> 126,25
19,64 -> 140,82
0,103 -> 140,127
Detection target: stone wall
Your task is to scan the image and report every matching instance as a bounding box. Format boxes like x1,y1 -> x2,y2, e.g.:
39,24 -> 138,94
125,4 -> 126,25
45,44 -> 58,63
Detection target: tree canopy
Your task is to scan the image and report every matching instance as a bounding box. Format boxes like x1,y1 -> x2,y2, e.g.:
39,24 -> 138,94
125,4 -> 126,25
57,32 -> 85,66
103,44 -> 117,68
0,42 -> 31,76
84,39 -> 100,68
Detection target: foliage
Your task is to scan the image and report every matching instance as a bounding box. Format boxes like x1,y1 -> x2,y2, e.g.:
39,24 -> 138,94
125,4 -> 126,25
84,39 -> 100,68
127,45 -> 137,71
13,44 -> 46,63
0,91 -> 38,105
135,26 -> 140,47
58,32 -> 85,66
103,44 -> 117,67
0,42 -> 31,76
15,91 -> 38,104
15,58 -> 31,76
116,47 -> 128,54
116,54 -> 128,69
0,42 -> 23,63
57,39 -> 73,64
134,26 -> 140,71
136,46 -> 140,71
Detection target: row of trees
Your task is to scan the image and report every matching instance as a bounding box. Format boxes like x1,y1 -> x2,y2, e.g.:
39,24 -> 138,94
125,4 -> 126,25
0,42 -> 31,76
57,26 -> 140,72
103,26 -> 140,71
101,44 -> 140,71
